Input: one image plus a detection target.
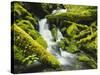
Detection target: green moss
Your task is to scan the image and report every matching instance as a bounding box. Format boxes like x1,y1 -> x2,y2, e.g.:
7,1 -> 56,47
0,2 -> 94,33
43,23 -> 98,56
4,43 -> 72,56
16,20 -> 47,49
78,54 -> 97,68
78,55 -> 90,62
66,43 -> 79,53
57,39 -> 65,50
58,38 -> 79,53
14,45 -> 38,65
12,24 -> 60,68
12,2 -> 97,70
12,2 -> 31,18
12,2 -> 38,29
22,54 -> 39,66
14,45 -> 25,62
86,38 -> 97,49
50,24 -> 58,41
46,5 -> 97,25
77,32 -> 97,44
67,23 -> 79,37
16,20 -> 34,30
73,30 -> 91,40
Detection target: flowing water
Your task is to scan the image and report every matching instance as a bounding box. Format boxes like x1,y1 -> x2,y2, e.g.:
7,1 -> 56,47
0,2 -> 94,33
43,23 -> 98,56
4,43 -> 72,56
39,18 -> 82,70
22,9 -> 87,73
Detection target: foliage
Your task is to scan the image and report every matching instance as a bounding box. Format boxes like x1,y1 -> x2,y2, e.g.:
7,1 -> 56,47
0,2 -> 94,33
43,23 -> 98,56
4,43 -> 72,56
46,5 -> 97,69
11,2 -> 97,72
16,20 -> 47,49
12,24 -> 60,69
78,54 -> 97,68
14,45 -> 38,66
11,2 -> 38,30
50,24 -> 58,41
46,5 -> 97,25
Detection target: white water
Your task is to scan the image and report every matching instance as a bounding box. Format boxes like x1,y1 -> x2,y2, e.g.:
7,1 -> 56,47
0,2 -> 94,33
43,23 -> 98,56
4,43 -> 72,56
52,9 -> 67,15
39,18 -> 78,67
38,9 -> 83,69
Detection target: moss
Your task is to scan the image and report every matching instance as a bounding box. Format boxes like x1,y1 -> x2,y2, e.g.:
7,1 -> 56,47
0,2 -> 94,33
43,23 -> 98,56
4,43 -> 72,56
36,36 -> 47,49
57,39 -> 65,50
12,24 -> 60,69
16,20 -> 47,49
14,45 -> 25,62
77,32 -> 97,44
12,2 -> 38,30
46,5 -> 97,25
14,45 -> 38,65
22,2 -> 63,18
58,38 -> 79,53
67,23 -> 79,37
66,43 -> 79,53
12,2 -> 97,70
16,20 -> 34,30
12,2 -> 32,18
78,54 -> 90,62
22,54 -> 39,66
73,30 -> 91,40
80,38 -> 97,60
46,4 -> 97,69
86,38 -> 97,49
50,24 -> 58,41
78,54 -> 97,68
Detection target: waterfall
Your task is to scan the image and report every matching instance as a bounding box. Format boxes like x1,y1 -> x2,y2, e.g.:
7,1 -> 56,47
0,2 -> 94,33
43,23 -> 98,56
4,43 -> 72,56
38,9 -> 82,70
39,18 -> 80,69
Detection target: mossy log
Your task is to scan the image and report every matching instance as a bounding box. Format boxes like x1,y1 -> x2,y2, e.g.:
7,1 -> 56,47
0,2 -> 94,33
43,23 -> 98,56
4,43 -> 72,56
46,5 -> 97,25
16,20 -> 47,49
12,24 -> 60,69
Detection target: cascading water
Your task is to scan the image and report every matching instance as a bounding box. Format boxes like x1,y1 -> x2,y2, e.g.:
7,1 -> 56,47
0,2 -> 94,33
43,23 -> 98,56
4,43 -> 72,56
38,9 -> 85,70
39,18 -> 82,70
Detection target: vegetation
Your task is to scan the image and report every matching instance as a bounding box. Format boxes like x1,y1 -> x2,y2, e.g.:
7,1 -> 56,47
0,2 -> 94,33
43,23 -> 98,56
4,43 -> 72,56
11,2 -> 61,73
11,2 -> 97,73
46,4 -> 97,68
12,24 -> 60,68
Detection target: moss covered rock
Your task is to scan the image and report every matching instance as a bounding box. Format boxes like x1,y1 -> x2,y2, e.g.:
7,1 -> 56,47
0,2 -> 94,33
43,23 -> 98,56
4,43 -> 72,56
46,5 -> 97,69
12,24 -> 60,69
46,5 -> 97,25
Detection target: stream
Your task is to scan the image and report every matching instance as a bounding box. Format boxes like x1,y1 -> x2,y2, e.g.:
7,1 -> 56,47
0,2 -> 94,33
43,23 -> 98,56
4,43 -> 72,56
23,9 -> 84,73
39,17 -> 82,71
